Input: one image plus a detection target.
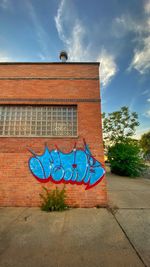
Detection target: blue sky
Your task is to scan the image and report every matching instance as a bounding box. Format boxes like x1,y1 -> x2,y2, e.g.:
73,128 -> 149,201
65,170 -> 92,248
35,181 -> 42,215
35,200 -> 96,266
0,0 -> 150,138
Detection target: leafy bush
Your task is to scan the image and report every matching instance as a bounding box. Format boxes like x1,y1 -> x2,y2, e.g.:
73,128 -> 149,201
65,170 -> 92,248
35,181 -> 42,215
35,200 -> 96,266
108,142 -> 146,177
40,186 -> 68,212
140,131 -> 150,157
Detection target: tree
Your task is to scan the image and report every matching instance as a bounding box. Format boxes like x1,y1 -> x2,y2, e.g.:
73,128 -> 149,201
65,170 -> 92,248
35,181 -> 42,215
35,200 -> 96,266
102,106 -> 139,147
140,131 -> 150,156
108,142 -> 145,177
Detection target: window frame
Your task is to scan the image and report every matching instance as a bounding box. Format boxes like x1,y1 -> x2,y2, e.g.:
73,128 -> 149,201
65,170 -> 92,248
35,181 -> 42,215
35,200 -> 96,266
0,104 -> 78,138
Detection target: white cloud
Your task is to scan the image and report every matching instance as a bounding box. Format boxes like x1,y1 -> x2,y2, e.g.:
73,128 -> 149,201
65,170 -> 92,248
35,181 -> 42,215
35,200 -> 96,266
129,0 -> 150,74
144,109 -> 150,117
38,53 -> 51,61
54,0 -> 90,61
0,0 -> 9,9
67,22 -> 88,61
0,52 -> 12,62
147,98 -> 150,102
113,15 -> 146,37
128,1 -> 150,74
25,1 -> 51,60
54,0 -> 67,44
129,36 -> 150,74
113,1 -> 150,75
0,0 -> 13,11
144,0 -> 150,14
55,0 -> 118,87
97,49 -> 118,87
142,89 -> 150,95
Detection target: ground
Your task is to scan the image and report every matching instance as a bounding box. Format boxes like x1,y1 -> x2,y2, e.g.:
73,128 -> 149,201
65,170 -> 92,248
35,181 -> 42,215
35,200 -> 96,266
0,172 -> 150,267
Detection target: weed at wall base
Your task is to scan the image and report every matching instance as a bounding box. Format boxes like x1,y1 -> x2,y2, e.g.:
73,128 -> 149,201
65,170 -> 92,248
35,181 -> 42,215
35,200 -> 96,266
40,186 -> 68,212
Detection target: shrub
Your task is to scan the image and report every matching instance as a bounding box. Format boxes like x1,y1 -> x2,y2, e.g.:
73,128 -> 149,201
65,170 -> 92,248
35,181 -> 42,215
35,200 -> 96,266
108,142 -> 146,177
40,186 -> 68,212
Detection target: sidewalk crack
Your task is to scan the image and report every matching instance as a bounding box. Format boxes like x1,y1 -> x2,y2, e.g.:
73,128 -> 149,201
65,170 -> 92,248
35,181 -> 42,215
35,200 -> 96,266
109,208 -> 148,267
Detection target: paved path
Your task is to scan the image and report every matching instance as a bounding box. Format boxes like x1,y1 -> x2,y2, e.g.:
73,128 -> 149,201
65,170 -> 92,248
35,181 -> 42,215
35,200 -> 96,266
107,172 -> 150,267
0,173 -> 149,267
107,172 -> 150,209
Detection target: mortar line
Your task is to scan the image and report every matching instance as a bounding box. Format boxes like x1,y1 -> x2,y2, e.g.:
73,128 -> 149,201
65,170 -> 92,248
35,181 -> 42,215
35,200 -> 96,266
110,210 -> 148,267
108,190 -> 150,192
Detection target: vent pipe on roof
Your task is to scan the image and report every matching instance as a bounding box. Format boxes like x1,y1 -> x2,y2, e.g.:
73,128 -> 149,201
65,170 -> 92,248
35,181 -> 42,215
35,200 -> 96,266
59,51 -> 68,62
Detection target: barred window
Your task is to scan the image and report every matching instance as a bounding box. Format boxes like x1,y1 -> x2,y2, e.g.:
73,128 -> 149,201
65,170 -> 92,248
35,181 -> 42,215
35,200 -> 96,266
0,105 -> 77,137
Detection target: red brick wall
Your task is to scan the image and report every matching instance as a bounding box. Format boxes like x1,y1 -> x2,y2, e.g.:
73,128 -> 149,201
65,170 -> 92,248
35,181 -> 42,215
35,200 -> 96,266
0,63 -> 107,207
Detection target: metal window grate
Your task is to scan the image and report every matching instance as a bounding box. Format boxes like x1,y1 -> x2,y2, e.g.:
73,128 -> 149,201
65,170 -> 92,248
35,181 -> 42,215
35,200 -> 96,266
0,105 -> 77,137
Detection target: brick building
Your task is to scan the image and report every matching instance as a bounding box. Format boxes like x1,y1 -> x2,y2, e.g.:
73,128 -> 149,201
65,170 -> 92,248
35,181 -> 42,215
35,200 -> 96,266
0,60 -> 107,207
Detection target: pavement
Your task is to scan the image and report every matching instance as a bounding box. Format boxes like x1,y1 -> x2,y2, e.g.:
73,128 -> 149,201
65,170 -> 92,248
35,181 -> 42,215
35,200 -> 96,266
0,172 -> 150,267
107,172 -> 150,267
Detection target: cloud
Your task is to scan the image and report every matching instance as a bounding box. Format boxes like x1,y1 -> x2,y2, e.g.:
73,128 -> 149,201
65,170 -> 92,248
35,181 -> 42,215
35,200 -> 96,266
0,52 -> 12,62
113,15 -> 146,37
128,1 -> 150,74
147,98 -> 150,102
67,22 -> 88,61
25,1 -> 51,60
54,0 -> 67,44
54,0 -> 90,61
0,0 -> 9,9
129,36 -> 150,74
132,0 -> 150,74
144,109 -> 150,117
113,1 -> 150,75
97,49 -> 118,87
0,0 -> 13,11
144,0 -> 150,14
55,0 -> 118,87
38,53 -> 51,61
142,89 -> 150,95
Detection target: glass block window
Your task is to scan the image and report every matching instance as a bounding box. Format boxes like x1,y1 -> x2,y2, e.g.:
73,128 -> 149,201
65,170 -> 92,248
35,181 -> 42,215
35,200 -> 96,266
0,105 -> 77,137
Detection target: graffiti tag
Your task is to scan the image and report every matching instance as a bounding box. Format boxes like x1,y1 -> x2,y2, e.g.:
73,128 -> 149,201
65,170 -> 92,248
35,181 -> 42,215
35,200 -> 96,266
28,141 -> 105,190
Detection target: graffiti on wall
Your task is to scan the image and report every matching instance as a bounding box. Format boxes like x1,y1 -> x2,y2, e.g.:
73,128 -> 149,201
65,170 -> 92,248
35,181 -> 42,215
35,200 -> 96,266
28,140 -> 105,190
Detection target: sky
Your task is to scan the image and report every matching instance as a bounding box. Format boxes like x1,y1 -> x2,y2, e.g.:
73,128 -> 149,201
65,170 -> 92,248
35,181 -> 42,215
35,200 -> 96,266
0,0 -> 150,138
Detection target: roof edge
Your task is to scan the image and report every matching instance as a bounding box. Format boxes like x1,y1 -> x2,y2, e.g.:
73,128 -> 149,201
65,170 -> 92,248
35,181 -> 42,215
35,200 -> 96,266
0,62 -> 100,65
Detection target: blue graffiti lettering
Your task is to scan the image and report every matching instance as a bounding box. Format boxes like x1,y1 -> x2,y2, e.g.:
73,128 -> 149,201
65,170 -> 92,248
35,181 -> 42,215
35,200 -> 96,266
28,141 -> 105,190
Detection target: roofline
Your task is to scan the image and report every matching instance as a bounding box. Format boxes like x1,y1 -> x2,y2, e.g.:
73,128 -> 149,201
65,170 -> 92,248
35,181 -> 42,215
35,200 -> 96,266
0,62 -> 100,65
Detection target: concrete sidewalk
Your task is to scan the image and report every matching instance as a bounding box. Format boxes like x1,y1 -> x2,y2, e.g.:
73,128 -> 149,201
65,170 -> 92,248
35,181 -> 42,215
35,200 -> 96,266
0,174 -> 150,267
107,172 -> 150,267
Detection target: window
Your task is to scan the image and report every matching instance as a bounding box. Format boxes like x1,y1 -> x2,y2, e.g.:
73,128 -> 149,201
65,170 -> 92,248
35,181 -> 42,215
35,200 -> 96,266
0,105 -> 77,137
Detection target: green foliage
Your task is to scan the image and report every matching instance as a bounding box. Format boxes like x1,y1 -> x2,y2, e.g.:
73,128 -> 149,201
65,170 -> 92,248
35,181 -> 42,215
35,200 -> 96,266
102,106 -> 139,146
108,141 -> 145,177
140,131 -> 150,156
40,186 -> 68,212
